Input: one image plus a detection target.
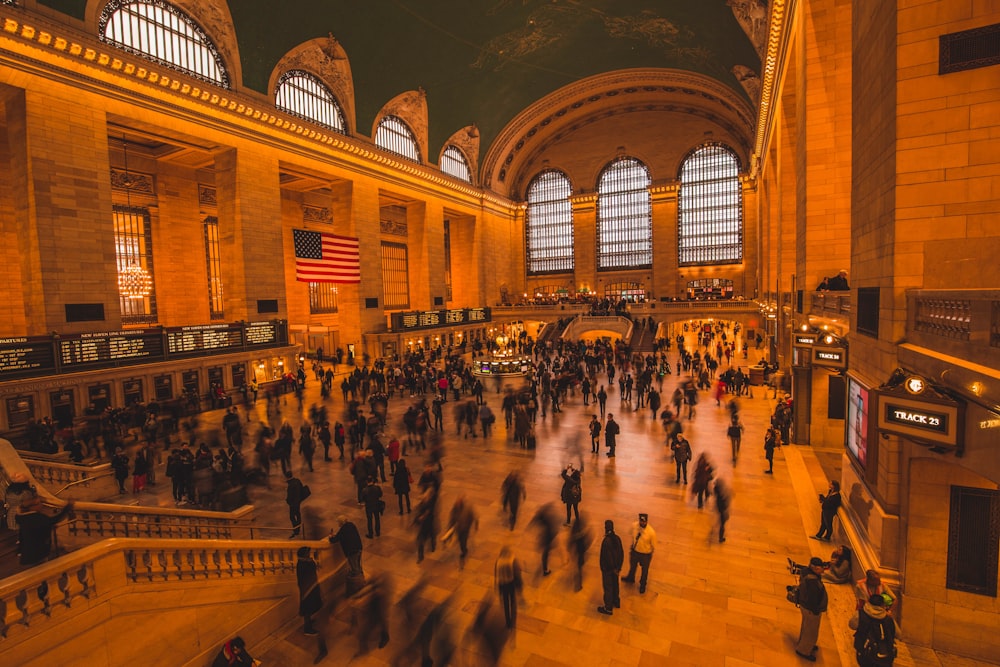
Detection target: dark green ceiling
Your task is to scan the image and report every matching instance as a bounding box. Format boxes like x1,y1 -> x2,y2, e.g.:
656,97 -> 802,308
40,0 -> 761,159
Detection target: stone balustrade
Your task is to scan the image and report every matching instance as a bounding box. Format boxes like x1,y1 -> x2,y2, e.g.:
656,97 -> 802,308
0,537 -> 339,664
62,502 -> 256,545
23,460 -> 112,495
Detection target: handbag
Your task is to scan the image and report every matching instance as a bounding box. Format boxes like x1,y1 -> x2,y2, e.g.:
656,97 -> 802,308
786,584 -> 800,605
377,499 -> 386,515
301,484 -> 312,501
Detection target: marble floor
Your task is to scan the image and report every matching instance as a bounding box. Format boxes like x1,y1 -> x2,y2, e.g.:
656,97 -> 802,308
102,345 -> 970,667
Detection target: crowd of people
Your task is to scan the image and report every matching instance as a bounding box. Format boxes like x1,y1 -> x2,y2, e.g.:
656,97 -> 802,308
7,315 -> 892,666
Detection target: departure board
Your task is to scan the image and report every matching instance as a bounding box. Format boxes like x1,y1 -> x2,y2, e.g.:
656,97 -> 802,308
0,337 -> 57,378
391,308 -> 491,331
58,329 -> 165,369
245,321 -> 281,347
166,324 -> 242,356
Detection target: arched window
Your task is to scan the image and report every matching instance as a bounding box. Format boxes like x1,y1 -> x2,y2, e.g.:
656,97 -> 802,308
597,157 -> 652,271
375,116 -> 420,162
440,146 -> 472,183
526,170 -> 574,275
275,70 -> 346,134
99,0 -> 229,88
678,144 -> 743,265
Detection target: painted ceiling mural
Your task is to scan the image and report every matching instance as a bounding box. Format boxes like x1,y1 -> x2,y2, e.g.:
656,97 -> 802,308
42,0 -> 765,160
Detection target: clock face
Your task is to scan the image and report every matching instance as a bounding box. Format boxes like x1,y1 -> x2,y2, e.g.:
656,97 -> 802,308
905,376 -> 925,395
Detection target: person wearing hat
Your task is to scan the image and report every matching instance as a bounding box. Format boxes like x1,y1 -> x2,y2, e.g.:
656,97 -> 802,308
795,557 -> 829,661
621,513 -> 656,594
597,519 -> 624,615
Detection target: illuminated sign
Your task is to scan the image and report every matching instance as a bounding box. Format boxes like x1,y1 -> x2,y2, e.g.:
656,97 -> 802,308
874,392 -> 963,447
793,334 -> 818,347
0,337 -> 57,379
904,376 -> 926,395
811,346 -> 846,369
391,308 -> 492,331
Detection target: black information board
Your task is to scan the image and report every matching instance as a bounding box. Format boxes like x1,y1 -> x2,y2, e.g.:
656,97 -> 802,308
0,321 -> 288,380
59,329 -> 164,370
0,337 -> 57,379
391,308 -> 491,331
166,323 -> 242,357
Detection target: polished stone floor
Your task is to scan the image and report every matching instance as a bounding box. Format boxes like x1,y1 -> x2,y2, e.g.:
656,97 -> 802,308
104,341 -> 972,667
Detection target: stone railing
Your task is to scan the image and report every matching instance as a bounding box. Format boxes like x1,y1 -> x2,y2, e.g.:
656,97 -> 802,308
810,291 -> 852,316
23,460 -> 112,497
0,537 -> 340,665
61,502 -> 257,546
906,290 -> 1000,370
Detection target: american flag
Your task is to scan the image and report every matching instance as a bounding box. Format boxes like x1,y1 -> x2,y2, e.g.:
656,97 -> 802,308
293,229 -> 361,283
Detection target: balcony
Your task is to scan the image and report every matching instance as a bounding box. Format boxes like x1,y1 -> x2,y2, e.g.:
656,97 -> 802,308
905,289 -> 1000,371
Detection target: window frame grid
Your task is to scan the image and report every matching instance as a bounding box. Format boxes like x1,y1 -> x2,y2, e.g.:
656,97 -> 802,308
113,204 -> 157,325
275,70 -> 347,134
99,0 -> 229,88
947,485 -> 1000,597
308,282 -> 339,314
596,158 -> 652,272
526,170 -> 574,276
440,146 -> 472,183
203,216 -> 224,320
375,116 -> 420,162
380,241 -> 410,310
677,143 -> 744,266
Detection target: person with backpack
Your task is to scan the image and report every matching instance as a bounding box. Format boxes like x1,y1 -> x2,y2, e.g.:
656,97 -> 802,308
560,464 -> 582,525
854,594 -> 896,666
794,557 -> 829,661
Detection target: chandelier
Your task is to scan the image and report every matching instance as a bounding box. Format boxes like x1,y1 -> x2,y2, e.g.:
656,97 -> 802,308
118,262 -> 153,299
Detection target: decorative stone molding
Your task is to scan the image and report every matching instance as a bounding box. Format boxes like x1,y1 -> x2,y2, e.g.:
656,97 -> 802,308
728,0 -> 770,58
379,218 -> 408,237
271,35 -> 356,134
198,184 -> 217,207
376,88 -> 429,162
442,124 -> 480,183
303,205 -> 333,223
110,167 -> 155,195
732,64 -> 761,105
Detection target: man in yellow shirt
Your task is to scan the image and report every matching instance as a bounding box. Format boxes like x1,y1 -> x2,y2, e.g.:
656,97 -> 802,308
621,513 -> 656,594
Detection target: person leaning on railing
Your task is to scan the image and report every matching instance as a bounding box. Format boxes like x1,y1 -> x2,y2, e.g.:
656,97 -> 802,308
15,494 -> 75,566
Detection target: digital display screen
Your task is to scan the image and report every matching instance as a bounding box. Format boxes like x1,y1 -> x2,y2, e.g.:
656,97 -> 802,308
846,377 -> 869,468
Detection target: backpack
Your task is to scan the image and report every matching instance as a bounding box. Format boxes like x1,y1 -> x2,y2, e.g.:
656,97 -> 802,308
570,482 -> 581,503
861,618 -> 895,666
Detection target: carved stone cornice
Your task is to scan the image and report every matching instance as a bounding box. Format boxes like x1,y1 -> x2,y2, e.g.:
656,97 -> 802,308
199,185 -> 217,207
303,205 -> 333,223
110,167 -> 155,195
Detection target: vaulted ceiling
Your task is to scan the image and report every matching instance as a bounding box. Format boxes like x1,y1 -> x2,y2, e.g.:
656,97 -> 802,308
45,0 -> 768,185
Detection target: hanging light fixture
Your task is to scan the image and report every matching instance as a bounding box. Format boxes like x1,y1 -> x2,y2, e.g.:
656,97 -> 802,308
116,132 -> 152,300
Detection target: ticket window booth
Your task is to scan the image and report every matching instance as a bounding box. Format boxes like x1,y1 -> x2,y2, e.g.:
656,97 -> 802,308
231,363 -> 247,389
182,370 -> 200,395
88,383 -> 112,413
49,390 -> 75,430
207,366 -> 224,391
154,374 -> 173,401
123,379 -> 144,407
253,360 -> 267,384
6,395 -> 35,430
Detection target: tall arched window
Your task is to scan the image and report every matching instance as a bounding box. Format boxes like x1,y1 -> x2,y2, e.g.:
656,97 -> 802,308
526,170 -> 574,275
275,70 -> 346,134
597,157 -> 652,271
440,146 -> 472,183
375,116 -> 420,162
678,144 -> 743,265
99,0 -> 229,87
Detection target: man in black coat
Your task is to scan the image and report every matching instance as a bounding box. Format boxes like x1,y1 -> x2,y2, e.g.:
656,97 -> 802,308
296,547 -> 328,662
597,519 -> 624,615
604,414 -> 620,457
328,515 -> 363,574
362,476 -> 384,538
285,471 -> 304,537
